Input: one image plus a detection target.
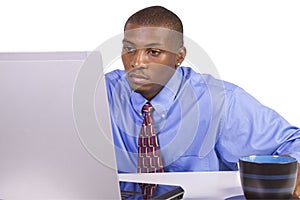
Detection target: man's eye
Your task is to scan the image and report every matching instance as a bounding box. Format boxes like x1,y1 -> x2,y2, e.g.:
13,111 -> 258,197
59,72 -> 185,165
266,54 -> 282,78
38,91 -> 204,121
149,49 -> 161,56
123,46 -> 135,53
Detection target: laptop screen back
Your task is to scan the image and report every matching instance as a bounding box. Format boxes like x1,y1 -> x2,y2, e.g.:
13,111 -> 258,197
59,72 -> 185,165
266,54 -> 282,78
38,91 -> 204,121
0,52 -> 121,199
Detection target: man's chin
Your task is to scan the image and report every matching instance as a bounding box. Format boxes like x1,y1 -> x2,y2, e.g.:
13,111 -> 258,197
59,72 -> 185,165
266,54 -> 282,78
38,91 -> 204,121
129,84 -> 149,93
129,83 -> 155,94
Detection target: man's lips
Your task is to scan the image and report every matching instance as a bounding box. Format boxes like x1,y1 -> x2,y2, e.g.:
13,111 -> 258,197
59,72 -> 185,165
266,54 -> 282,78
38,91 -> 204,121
127,72 -> 150,84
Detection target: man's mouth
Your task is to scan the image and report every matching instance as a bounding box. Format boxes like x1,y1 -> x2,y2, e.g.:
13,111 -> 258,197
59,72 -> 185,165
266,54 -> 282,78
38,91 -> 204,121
127,72 -> 149,84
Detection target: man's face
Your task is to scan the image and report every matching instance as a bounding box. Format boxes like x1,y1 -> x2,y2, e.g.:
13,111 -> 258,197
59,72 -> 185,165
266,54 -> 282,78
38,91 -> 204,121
122,24 -> 184,100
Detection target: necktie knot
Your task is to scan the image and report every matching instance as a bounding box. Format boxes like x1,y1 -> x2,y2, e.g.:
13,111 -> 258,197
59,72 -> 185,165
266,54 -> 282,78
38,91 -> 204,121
142,102 -> 153,115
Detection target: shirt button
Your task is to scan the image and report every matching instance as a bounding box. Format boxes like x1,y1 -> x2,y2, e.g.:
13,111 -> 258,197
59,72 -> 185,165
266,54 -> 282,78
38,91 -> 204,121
161,114 -> 166,118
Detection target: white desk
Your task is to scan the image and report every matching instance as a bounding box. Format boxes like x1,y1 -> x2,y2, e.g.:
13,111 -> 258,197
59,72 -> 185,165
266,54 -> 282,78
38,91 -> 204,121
118,171 -> 244,199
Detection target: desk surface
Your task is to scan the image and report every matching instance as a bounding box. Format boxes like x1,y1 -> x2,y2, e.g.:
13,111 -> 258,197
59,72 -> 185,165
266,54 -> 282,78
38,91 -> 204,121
118,171 -> 244,199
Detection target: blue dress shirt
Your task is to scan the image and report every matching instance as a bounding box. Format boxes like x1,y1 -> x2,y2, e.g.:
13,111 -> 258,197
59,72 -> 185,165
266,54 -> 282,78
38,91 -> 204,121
105,67 -> 300,173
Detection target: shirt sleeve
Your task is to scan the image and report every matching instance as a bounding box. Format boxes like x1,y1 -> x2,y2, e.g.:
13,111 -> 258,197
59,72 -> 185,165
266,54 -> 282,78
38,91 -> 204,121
216,86 -> 300,167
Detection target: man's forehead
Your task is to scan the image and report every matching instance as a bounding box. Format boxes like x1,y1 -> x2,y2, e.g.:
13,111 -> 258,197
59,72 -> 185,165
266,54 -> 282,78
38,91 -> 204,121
124,27 -> 181,39
123,27 -> 182,51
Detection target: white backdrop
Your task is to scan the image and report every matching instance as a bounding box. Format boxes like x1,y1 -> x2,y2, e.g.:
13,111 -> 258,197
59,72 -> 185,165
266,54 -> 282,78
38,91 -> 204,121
1,0 -> 299,126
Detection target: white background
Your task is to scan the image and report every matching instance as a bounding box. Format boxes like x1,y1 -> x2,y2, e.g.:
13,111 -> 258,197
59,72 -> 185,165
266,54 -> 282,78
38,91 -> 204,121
1,0 -> 299,126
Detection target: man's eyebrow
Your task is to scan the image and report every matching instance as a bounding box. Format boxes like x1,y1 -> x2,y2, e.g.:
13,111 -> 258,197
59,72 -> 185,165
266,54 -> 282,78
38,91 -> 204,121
122,40 -> 163,48
144,43 -> 163,48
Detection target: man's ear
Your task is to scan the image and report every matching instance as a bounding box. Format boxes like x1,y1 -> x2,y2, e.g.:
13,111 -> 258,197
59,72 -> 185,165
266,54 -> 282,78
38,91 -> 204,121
176,46 -> 186,67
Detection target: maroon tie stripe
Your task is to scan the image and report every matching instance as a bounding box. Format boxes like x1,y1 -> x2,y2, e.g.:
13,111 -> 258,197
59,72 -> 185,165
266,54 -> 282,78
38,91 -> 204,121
139,183 -> 158,200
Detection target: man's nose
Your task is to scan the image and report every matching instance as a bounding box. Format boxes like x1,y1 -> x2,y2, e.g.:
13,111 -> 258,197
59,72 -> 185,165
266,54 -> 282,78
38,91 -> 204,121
131,49 -> 145,68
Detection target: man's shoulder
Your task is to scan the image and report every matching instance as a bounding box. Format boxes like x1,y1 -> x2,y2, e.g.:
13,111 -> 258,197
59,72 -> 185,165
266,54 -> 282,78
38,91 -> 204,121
180,67 -> 238,92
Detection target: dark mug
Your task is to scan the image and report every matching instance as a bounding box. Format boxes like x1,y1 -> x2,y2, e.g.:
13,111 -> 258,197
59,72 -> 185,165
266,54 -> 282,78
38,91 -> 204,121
239,155 -> 298,199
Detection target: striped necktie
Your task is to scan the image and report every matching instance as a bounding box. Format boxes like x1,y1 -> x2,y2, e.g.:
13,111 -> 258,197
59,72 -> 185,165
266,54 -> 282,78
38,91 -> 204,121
138,102 -> 164,173
138,102 -> 164,199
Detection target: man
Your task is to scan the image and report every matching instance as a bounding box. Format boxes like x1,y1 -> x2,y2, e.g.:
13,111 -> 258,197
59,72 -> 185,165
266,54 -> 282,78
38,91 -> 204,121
105,6 -> 300,196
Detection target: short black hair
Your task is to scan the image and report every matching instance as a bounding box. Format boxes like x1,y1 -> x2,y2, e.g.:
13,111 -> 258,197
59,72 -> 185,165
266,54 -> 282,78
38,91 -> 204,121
124,6 -> 183,34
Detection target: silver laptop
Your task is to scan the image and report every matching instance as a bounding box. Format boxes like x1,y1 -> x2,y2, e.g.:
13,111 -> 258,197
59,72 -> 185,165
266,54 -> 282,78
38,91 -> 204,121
0,51 -> 184,199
